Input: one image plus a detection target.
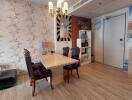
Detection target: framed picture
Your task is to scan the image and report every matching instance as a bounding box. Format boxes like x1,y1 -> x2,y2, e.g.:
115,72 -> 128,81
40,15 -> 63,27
56,14 -> 72,41
128,6 -> 132,38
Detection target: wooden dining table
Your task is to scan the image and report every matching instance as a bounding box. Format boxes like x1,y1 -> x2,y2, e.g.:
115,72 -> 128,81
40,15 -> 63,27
38,53 -> 79,85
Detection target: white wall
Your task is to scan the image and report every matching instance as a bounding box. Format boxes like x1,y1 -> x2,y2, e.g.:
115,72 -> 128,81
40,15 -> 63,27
55,41 -> 72,54
92,8 -> 129,63
92,18 -> 103,63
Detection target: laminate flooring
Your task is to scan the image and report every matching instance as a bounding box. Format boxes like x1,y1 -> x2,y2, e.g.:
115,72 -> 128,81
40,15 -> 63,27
1,63 -> 132,100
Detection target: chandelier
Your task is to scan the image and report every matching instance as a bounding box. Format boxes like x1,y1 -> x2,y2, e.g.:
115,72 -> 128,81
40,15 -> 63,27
48,0 -> 68,15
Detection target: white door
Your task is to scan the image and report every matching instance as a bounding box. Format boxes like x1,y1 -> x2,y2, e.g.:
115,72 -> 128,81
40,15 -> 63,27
104,14 -> 126,68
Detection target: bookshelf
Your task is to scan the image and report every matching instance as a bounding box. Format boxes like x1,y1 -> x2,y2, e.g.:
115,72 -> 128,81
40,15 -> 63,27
77,30 -> 91,65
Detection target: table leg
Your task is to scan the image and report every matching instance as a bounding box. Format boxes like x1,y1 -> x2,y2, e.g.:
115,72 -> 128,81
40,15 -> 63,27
48,67 -> 64,86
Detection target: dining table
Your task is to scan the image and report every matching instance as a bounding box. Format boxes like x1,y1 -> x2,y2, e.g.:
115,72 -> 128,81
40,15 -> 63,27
38,53 -> 79,85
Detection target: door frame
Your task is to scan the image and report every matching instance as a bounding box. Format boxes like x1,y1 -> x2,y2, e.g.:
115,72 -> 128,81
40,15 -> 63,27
102,13 -> 127,67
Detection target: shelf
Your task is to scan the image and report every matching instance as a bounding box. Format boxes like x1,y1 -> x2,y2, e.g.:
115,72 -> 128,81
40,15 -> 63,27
81,47 -> 91,49
81,39 -> 88,40
81,53 -> 89,56
77,30 -> 91,65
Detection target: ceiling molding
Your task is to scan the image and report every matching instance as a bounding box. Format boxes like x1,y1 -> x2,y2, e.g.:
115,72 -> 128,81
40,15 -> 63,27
69,0 -> 132,18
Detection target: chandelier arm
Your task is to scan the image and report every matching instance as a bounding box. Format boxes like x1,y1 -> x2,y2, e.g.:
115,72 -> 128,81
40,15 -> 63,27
48,1 -> 68,16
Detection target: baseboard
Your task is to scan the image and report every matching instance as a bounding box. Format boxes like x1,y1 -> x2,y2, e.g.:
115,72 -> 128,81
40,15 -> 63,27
17,69 -> 28,76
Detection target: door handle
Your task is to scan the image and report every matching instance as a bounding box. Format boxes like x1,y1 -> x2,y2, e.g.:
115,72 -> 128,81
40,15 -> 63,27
120,38 -> 124,41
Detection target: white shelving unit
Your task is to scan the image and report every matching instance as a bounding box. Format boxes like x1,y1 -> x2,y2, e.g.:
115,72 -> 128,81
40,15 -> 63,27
77,30 -> 91,65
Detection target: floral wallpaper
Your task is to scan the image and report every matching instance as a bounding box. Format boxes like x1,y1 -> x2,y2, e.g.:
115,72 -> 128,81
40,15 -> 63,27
0,0 -> 54,70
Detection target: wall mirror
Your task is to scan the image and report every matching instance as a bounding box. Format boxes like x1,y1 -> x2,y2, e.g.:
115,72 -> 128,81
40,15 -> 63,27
56,14 -> 71,41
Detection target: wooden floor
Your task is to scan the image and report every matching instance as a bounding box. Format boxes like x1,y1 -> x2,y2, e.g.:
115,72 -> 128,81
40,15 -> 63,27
1,63 -> 132,100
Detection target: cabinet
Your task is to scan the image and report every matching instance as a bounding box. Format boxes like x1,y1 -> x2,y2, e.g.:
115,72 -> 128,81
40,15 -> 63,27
128,47 -> 132,74
71,16 -> 92,48
77,30 -> 91,65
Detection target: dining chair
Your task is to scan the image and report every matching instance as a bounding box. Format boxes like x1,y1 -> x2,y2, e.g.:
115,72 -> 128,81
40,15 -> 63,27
64,47 -> 80,83
24,49 -> 53,96
62,47 -> 70,81
63,47 -> 69,57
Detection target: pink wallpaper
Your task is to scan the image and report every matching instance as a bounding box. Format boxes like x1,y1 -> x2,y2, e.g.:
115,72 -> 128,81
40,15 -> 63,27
0,0 -> 53,70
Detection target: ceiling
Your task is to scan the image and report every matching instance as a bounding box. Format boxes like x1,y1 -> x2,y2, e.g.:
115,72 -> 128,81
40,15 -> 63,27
29,0 -> 79,6
69,0 -> 132,18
